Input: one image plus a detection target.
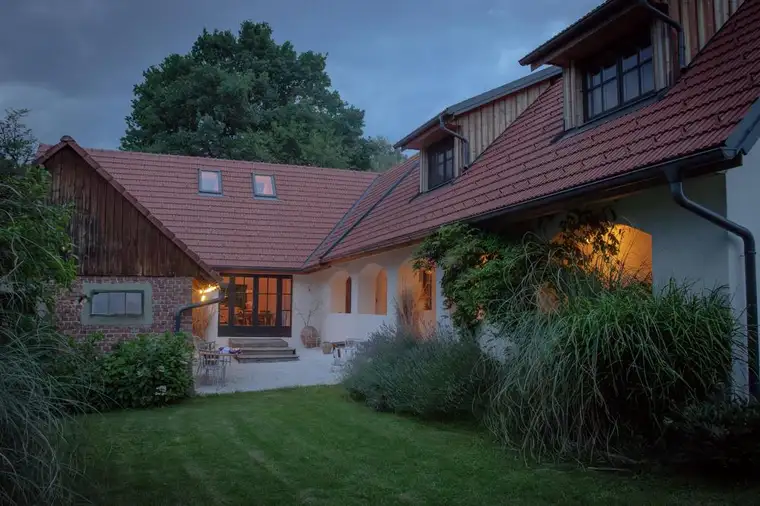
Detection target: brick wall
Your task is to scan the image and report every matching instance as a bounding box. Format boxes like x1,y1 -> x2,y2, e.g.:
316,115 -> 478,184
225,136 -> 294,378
56,276 -> 194,350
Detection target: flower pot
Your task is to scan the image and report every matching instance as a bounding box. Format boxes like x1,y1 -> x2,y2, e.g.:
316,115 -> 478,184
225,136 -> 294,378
300,325 -> 320,348
321,341 -> 333,354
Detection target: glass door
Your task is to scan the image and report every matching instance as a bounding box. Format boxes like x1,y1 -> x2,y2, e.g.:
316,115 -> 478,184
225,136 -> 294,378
218,274 -> 292,337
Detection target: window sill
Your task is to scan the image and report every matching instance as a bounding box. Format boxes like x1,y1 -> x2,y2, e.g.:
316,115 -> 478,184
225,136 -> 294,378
559,91 -> 662,142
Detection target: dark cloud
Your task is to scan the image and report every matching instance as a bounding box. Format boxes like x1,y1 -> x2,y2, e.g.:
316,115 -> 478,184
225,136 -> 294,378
0,0 -> 599,149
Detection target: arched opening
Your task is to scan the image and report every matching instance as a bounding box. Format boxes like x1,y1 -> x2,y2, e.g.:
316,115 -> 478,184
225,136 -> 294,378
358,263 -> 387,315
329,270 -> 351,313
345,276 -> 352,313
375,269 -> 387,315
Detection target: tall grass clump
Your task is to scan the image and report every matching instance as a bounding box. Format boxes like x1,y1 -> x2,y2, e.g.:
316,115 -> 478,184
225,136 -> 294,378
415,218 -> 739,464
486,281 -> 737,462
0,110 -> 88,505
343,324 -> 497,419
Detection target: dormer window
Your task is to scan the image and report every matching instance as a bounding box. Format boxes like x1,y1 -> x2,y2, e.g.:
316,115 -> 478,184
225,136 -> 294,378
426,136 -> 455,189
199,169 -> 222,195
253,174 -> 276,198
583,34 -> 655,120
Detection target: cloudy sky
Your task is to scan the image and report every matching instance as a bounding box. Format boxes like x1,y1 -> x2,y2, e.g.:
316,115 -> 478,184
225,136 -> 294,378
0,0 -> 599,149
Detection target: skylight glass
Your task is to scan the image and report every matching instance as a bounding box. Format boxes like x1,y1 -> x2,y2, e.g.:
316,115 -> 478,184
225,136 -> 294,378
199,170 -> 222,194
253,174 -> 276,198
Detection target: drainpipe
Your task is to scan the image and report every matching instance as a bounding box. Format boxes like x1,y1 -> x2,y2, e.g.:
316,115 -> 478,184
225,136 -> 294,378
174,293 -> 227,334
666,174 -> 758,398
438,114 -> 470,169
639,0 -> 686,70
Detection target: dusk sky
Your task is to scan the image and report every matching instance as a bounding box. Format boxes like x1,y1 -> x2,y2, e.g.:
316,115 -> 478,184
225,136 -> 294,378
0,0 -> 599,149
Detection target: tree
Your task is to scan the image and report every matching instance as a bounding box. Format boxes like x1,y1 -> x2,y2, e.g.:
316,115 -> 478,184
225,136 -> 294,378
365,136 -> 408,172
0,108 -> 36,174
122,21 -> 390,170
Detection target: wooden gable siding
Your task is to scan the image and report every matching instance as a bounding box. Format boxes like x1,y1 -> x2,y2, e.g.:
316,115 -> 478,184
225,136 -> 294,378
668,0 -> 746,64
452,79 -> 553,168
46,147 -> 204,278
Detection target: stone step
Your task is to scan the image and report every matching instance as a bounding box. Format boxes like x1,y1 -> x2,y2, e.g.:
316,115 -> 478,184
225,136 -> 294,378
228,338 -> 289,348
237,347 -> 297,356
234,353 -> 300,363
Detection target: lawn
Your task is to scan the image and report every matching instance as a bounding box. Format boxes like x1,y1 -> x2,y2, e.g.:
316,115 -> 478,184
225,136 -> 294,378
71,386 -> 756,506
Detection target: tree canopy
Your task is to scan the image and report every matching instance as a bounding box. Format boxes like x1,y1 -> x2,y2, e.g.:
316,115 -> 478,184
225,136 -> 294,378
121,21 -> 405,171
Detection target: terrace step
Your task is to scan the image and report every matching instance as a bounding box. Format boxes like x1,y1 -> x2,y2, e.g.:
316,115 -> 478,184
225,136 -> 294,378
234,352 -> 300,363
227,338 -> 289,349
236,347 -> 297,356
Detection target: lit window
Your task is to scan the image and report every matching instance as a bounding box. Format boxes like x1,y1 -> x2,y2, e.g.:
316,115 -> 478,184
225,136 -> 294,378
90,291 -> 144,316
253,174 -> 276,198
420,270 -> 433,311
199,170 -> 222,194
584,32 -> 654,121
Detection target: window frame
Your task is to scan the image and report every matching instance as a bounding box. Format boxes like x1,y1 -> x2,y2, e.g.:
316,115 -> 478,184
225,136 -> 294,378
89,290 -> 144,317
426,136 -> 456,190
217,274 -> 293,337
252,173 -> 277,199
420,270 -> 433,311
198,169 -> 223,195
582,34 -> 655,122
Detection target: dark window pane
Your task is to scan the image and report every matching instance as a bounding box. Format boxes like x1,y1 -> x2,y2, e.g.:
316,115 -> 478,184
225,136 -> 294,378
622,52 -> 638,71
108,292 -> 126,315
641,61 -> 654,93
603,81 -> 619,110
199,170 -> 221,193
125,293 -> 143,315
623,70 -> 640,102
91,293 -> 109,315
602,63 -> 617,82
592,89 -> 602,117
640,44 -> 653,62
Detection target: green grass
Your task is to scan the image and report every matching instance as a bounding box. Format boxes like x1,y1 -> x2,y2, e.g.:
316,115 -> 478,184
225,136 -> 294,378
71,386 -> 757,506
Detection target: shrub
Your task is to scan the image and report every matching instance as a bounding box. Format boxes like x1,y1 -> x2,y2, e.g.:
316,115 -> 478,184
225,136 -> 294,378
343,325 -> 496,419
485,282 -> 737,462
99,332 -> 194,410
661,400 -> 760,477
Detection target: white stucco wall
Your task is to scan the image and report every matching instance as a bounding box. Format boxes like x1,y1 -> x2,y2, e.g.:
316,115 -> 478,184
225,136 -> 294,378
289,246 -> 448,346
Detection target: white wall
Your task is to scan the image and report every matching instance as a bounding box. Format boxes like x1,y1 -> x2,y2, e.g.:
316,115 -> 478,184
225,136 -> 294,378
726,148 -> 760,394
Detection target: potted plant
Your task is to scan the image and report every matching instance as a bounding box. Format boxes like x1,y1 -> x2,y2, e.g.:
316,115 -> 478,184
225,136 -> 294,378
296,285 -> 322,348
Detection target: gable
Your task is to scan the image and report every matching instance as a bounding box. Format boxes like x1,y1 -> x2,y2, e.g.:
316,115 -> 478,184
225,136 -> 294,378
45,146 -> 216,280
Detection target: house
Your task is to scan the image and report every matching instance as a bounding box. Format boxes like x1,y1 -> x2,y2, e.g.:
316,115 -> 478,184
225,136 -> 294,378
38,0 -> 760,391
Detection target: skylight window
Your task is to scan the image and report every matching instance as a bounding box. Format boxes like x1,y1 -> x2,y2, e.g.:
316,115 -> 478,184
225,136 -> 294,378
253,174 -> 276,198
199,169 -> 222,194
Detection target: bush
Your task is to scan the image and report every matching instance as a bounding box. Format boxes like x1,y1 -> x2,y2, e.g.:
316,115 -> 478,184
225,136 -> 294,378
343,325 -> 496,419
99,332 -> 194,410
485,282 -> 737,462
661,400 -> 760,477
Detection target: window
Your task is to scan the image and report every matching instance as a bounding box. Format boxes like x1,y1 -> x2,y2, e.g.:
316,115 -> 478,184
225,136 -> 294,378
426,136 -> 455,189
217,275 -> 293,336
584,33 -> 654,120
90,291 -> 143,316
199,169 -> 222,194
420,270 -> 433,311
253,174 -> 277,198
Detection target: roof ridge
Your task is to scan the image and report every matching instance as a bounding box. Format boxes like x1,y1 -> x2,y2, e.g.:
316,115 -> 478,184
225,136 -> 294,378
80,146 -> 380,177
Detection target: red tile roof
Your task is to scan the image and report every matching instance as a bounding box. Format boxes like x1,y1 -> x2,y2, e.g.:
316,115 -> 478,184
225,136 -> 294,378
40,143 -> 377,270
321,0 -> 760,263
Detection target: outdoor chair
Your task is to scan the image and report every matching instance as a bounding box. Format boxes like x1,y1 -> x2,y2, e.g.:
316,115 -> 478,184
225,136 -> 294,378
198,350 -> 231,386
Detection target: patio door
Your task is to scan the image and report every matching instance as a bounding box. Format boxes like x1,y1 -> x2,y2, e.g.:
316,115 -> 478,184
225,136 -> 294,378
218,274 -> 292,337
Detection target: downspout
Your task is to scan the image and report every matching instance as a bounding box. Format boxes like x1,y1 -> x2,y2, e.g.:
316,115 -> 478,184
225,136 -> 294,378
639,0 -> 686,70
665,171 -> 758,397
438,114 -> 470,169
174,293 -> 227,334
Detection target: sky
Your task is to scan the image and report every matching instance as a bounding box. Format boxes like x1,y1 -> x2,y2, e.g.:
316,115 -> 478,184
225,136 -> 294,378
0,0 -> 600,149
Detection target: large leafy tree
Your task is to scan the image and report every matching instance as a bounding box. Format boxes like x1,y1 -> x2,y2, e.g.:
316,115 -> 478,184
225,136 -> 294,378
122,21 -> 401,170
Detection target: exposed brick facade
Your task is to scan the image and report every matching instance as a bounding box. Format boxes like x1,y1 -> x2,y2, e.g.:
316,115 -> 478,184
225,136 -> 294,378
56,276 -> 194,350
